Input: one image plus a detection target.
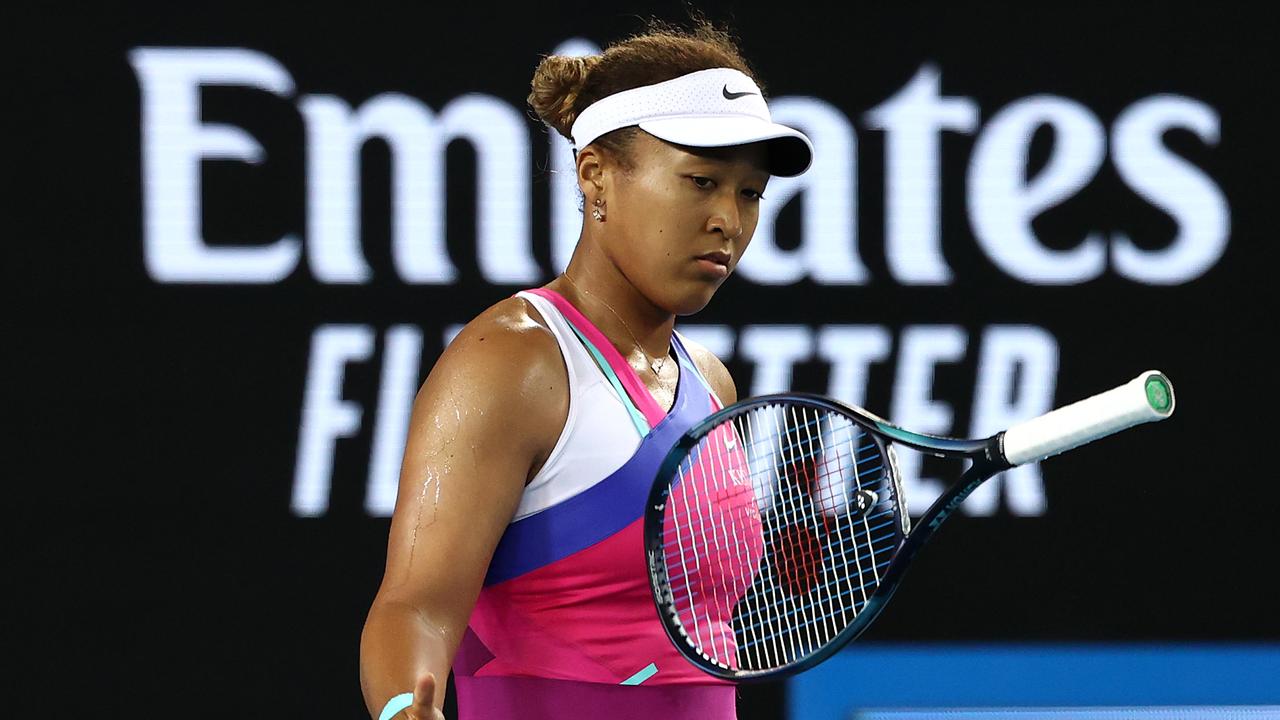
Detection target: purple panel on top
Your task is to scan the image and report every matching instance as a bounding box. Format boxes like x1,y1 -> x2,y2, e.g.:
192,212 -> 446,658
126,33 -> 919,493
483,337 -> 714,586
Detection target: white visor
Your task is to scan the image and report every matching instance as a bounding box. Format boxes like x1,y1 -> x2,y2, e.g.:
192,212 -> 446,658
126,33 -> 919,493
569,68 -> 813,177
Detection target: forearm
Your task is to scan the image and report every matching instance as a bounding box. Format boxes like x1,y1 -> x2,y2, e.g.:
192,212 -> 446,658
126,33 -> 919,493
359,598 -> 456,718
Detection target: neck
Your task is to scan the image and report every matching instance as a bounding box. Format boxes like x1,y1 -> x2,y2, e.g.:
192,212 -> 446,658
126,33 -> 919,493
552,240 -> 675,362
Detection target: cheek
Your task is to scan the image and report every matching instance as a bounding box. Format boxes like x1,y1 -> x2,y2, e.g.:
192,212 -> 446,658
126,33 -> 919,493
624,182 -> 695,246
736,208 -> 762,252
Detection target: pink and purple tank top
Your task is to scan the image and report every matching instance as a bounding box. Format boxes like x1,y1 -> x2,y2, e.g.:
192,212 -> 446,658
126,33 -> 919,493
450,288 -> 742,719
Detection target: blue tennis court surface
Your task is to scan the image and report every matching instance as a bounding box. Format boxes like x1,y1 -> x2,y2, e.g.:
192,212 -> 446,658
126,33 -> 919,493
787,644 -> 1280,719
852,709 -> 1280,719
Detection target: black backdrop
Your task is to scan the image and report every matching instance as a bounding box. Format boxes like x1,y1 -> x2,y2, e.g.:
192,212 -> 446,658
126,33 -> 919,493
13,2 -> 1277,717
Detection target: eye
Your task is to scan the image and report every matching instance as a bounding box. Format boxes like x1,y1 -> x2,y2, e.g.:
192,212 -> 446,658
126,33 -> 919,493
690,175 -> 715,190
742,188 -> 766,201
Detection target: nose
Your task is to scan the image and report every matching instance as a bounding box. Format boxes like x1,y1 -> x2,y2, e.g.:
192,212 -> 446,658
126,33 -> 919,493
707,198 -> 744,241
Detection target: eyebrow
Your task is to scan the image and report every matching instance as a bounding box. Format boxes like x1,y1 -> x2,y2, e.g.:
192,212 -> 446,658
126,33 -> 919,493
681,155 -> 770,178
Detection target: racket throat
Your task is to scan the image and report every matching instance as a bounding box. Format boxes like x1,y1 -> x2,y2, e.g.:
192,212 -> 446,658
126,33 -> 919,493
921,458 -> 1008,533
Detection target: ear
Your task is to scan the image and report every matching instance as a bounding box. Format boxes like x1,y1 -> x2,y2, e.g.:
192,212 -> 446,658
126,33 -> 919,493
575,146 -> 608,204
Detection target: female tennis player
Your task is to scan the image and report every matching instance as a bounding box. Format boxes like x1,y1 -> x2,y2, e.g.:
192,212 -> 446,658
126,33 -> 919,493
359,20 -> 812,720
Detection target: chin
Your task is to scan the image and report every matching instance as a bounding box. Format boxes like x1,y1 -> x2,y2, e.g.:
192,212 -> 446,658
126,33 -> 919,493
667,284 -> 720,316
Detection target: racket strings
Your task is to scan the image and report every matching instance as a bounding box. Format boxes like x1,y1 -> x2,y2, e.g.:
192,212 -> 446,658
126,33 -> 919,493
746,407 -> 885,659
656,443 -> 889,555
666,421 -> 761,665
659,403 -> 906,673
743,405 -> 885,666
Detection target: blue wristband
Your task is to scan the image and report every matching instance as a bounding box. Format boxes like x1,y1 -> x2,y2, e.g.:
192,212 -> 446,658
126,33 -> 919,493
378,692 -> 415,720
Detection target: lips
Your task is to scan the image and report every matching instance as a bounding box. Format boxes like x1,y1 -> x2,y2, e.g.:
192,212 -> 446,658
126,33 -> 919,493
697,250 -> 731,267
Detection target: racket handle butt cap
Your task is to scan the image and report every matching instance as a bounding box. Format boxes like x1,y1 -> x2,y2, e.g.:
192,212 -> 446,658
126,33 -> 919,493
1002,370 -> 1174,467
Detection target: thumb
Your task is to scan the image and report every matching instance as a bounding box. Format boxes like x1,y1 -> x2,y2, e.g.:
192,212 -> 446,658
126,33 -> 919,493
412,671 -> 438,712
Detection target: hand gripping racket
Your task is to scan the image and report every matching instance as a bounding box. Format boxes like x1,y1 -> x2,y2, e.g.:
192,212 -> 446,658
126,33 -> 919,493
644,371 -> 1175,681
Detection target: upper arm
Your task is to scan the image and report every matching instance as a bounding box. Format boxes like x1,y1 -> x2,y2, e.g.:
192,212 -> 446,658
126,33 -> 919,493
371,299 -> 566,641
682,335 -> 739,406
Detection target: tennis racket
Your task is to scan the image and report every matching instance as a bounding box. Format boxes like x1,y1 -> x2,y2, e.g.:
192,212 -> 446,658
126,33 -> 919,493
644,370 -> 1175,681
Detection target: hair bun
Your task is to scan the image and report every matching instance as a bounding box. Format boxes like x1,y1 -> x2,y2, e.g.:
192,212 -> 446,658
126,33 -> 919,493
528,54 -> 602,141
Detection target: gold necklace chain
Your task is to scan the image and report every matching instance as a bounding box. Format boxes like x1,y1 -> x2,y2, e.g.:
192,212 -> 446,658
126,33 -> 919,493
560,273 -> 671,379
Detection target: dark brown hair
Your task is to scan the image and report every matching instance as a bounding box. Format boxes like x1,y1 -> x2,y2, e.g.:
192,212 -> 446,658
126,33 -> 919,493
528,17 -> 762,168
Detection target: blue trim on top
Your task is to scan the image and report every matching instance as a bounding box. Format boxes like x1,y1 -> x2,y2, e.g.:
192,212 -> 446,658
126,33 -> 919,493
620,662 -> 659,685
565,323 -> 651,437
483,341 -> 716,585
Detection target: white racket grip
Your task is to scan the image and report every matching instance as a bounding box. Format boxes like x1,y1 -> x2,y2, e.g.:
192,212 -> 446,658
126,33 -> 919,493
1002,370 -> 1175,467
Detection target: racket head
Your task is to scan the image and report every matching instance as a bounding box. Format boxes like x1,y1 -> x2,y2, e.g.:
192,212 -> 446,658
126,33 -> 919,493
644,393 -> 911,681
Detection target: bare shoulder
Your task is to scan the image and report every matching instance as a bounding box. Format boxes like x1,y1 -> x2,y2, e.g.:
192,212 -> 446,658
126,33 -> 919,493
416,294 -> 567,466
678,333 -> 738,406
435,295 -> 562,388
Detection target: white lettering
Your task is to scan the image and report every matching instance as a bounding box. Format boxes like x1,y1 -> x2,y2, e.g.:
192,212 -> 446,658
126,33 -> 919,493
452,95 -> 539,283
130,47 -> 301,283
366,326 -> 425,516
740,325 -> 814,394
817,325 -> 892,408
865,64 -> 979,285
292,325 -> 375,516
1111,96 -> 1230,284
299,93 -> 536,284
969,96 -> 1108,284
132,47 -> 1231,289
300,94 -> 440,283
